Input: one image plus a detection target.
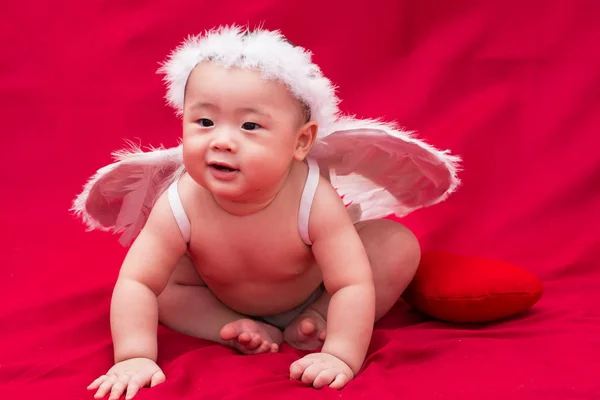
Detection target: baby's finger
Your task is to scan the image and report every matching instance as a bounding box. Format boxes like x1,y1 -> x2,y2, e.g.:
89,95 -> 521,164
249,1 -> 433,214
125,376 -> 142,400
88,375 -> 108,390
94,375 -> 117,399
150,370 -> 166,387
301,363 -> 325,386
108,374 -> 130,400
328,373 -> 351,390
313,368 -> 339,389
289,358 -> 315,380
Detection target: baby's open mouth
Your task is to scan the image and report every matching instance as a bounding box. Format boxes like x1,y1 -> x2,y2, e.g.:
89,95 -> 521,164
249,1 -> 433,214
209,162 -> 238,172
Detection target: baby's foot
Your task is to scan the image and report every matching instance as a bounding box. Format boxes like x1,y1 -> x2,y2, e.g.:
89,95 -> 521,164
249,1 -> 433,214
283,308 -> 327,351
220,319 -> 282,355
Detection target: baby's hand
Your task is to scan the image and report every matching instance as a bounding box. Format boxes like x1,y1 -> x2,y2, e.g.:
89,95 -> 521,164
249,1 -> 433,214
87,357 -> 166,400
290,352 -> 354,389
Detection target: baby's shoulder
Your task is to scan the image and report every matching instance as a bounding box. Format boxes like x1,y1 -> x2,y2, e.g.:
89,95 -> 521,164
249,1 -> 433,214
303,173 -> 354,244
310,171 -> 349,221
313,174 -> 345,210
173,172 -> 213,210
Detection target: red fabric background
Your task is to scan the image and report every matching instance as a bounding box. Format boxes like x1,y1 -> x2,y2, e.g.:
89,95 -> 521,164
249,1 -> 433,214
1,1 -> 599,399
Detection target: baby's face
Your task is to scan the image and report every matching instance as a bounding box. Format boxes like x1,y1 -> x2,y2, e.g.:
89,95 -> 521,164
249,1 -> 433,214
181,61 -> 312,202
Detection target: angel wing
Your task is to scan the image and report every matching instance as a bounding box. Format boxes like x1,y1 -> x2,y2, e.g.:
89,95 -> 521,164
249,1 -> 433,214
71,143 -> 184,247
310,117 -> 461,222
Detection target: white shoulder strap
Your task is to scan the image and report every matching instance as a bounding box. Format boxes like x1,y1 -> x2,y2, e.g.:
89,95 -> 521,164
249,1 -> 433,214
298,158 -> 320,246
167,179 -> 191,243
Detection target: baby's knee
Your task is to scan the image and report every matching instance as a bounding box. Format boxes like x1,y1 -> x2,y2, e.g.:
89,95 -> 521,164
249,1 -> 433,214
360,219 -> 421,278
392,225 -> 420,285
362,219 -> 420,257
157,282 -> 180,320
157,266 -> 205,322
169,254 -> 204,286
388,222 -> 421,271
379,222 -> 421,296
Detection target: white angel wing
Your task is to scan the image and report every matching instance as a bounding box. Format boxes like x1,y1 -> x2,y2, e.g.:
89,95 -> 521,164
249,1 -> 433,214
71,143 -> 184,246
310,117 -> 461,222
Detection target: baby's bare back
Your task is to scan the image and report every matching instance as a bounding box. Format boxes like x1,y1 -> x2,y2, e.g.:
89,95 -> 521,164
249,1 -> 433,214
179,167 -> 324,316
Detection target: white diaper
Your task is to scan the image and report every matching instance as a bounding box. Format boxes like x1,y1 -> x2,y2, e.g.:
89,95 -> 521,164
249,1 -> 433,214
257,285 -> 324,329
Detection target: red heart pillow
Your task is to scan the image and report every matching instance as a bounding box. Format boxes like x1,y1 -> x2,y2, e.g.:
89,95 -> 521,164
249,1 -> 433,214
402,251 -> 544,323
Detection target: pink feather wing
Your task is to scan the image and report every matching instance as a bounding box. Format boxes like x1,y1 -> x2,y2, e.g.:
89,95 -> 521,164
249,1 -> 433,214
71,145 -> 184,246
311,118 -> 461,221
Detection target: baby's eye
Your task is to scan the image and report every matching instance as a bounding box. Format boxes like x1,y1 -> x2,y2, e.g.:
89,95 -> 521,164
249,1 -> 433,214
242,122 -> 261,131
196,118 -> 214,127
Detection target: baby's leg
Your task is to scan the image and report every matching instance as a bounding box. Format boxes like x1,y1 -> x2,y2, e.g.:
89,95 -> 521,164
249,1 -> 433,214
284,219 -> 421,350
157,254 -> 282,354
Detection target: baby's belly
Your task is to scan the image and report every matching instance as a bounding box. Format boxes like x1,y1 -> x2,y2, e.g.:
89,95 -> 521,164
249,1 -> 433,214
201,266 -> 323,316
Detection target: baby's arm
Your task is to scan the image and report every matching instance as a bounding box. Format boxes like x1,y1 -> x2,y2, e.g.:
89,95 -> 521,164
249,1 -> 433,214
307,181 -> 376,374
111,190 -> 188,362
88,190 -> 188,399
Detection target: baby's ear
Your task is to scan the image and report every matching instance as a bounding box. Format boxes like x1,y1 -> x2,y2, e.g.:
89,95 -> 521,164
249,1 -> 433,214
293,121 -> 318,161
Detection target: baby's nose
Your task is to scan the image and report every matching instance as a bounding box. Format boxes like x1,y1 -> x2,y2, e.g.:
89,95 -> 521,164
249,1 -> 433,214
211,131 -> 237,152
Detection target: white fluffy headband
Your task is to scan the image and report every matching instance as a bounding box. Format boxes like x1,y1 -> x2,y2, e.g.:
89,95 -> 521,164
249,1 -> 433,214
158,25 -> 341,135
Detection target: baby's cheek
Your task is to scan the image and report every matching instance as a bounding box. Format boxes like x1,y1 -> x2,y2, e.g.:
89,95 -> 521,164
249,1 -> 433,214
182,163 -> 203,185
182,146 -> 207,179
182,138 -> 206,162
253,150 -> 288,172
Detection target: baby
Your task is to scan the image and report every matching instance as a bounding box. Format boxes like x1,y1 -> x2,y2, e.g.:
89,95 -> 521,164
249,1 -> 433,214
78,26 -> 458,400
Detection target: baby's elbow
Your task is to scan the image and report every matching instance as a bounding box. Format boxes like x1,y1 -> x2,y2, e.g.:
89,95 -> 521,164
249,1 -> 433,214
327,276 -> 375,300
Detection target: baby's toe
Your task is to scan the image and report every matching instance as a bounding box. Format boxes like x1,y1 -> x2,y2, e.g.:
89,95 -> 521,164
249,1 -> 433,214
255,339 -> 271,354
283,309 -> 327,351
248,333 -> 263,350
299,318 -> 317,337
318,329 -> 327,341
237,332 -> 252,344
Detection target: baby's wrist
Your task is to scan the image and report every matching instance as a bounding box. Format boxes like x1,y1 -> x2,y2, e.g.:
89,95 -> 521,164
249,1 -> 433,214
114,343 -> 157,364
115,354 -> 155,363
321,341 -> 363,375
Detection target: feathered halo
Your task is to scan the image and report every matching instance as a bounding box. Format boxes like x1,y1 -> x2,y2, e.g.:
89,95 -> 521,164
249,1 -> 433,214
157,24 -> 341,135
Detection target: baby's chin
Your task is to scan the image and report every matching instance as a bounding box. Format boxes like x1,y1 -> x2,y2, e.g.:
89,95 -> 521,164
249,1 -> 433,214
193,168 -> 286,201
199,177 -> 254,201
200,180 -> 243,199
